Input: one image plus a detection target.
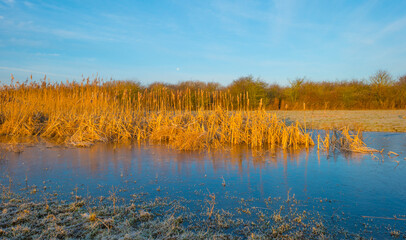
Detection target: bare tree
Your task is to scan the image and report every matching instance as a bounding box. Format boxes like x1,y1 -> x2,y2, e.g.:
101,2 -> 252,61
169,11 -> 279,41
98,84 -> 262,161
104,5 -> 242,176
369,70 -> 393,107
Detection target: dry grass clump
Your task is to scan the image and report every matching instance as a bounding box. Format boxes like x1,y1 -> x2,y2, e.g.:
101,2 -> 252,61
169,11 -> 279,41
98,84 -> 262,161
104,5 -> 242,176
333,127 -> 378,153
316,127 -> 378,153
0,79 -> 314,151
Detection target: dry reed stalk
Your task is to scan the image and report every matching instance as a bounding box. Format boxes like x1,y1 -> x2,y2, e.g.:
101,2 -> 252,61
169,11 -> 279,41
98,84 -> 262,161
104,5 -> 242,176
1,79 -> 378,153
331,127 -> 378,153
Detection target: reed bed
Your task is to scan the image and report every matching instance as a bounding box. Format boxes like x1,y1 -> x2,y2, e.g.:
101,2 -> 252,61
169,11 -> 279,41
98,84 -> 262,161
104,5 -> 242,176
0,78 -> 375,152
0,79 -> 316,151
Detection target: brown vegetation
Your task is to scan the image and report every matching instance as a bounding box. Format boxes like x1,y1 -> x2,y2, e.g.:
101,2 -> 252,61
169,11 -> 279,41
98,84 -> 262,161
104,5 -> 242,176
137,70 -> 406,110
0,78 -> 313,150
1,73 -> 390,152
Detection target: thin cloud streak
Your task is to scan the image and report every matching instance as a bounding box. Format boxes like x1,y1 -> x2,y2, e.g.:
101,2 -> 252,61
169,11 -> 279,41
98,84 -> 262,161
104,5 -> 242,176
1,0 -> 14,5
0,66 -> 79,80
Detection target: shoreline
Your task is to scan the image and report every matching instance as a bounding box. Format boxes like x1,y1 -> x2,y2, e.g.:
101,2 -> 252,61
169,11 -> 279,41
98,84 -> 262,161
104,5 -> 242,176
0,184 -> 402,239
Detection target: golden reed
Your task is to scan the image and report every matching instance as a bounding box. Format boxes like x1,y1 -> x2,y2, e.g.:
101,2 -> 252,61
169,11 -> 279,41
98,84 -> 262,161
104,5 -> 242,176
0,78 -> 374,152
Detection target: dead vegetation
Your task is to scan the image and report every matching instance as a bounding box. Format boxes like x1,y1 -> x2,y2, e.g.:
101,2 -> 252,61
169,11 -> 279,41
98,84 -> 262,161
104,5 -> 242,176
0,79 -> 378,153
315,127 -> 378,153
0,79 -> 316,151
0,183 -> 391,240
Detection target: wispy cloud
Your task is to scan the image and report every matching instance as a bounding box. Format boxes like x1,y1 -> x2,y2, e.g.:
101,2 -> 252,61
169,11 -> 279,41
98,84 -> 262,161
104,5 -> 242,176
206,0 -> 299,43
211,0 -> 267,21
0,66 -> 78,79
381,16 -> 406,35
0,2 -> 128,43
23,1 -> 34,8
35,52 -> 60,57
51,29 -> 108,41
343,15 -> 406,46
3,19 -> 124,43
267,0 -> 297,43
8,37 -> 44,47
208,0 -> 268,36
1,0 -> 14,5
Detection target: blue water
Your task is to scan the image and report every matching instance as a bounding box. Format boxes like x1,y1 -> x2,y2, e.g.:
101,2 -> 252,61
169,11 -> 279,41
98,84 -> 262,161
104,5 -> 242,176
1,132 -> 406,238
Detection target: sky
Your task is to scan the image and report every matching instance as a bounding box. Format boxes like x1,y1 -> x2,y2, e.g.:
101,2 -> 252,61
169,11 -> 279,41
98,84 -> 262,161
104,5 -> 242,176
0,0 -> 406,86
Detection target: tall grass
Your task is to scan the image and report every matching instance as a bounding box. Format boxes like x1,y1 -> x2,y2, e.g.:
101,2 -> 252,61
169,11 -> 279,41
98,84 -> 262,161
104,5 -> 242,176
0,78 -> 315,150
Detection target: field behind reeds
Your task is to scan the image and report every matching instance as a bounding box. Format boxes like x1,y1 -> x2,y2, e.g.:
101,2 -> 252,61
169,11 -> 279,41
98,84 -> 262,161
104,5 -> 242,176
275,110 -> 406,132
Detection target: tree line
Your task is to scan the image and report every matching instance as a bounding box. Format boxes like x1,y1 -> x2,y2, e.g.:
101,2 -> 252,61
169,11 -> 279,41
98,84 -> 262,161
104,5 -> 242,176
4,70 -> 406,110
107,70 -> 406,110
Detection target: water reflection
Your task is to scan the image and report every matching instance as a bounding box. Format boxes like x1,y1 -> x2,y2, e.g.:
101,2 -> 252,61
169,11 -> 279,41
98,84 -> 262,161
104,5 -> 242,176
0,132 -> 406,224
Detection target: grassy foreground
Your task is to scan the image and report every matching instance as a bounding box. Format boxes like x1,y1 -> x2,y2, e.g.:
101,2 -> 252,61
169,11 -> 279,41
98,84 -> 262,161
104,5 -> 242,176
2,184 -> 401,240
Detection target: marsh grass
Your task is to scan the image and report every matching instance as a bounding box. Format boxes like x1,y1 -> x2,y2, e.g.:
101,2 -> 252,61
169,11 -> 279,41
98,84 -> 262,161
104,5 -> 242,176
314,127 -> 378,154
0,79 -> 378,153
332,127 -> 378,153
0,79 -> 315,151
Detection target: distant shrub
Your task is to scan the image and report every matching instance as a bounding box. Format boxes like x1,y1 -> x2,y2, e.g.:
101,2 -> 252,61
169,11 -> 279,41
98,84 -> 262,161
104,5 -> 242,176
227,75 -> 269,109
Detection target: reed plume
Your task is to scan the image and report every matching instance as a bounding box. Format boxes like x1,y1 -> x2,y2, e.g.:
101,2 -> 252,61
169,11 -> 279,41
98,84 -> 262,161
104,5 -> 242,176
0,77 -> 372,152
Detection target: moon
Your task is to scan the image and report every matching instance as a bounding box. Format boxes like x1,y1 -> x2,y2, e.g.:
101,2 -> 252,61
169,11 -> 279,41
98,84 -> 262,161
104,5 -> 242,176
176,67 -> 180,71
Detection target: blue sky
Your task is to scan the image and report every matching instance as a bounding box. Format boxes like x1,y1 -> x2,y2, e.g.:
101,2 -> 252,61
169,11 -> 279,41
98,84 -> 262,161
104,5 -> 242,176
0,0 -> 406,85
